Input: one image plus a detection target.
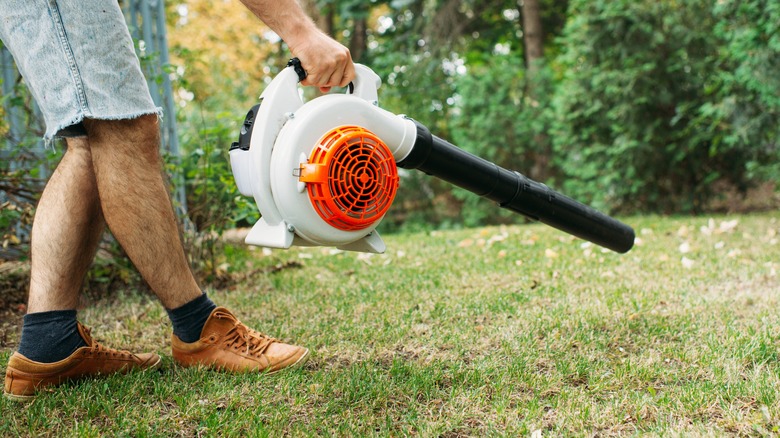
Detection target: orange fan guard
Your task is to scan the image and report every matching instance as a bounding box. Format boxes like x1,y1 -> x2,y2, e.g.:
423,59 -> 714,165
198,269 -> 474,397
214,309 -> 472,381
298,126 -> 399,231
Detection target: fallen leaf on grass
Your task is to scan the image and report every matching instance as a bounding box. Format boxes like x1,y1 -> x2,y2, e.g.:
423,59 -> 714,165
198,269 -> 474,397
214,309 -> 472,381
357,253 -> 374,265
727,249 -> 742,258
487,232 -> 508,245
700,218 -> 739,235
458,238 -> 474,248
720,219 -> 739,233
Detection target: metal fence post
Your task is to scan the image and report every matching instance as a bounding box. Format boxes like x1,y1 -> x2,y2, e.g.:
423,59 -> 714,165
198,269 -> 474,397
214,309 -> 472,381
123,0 -> 189,223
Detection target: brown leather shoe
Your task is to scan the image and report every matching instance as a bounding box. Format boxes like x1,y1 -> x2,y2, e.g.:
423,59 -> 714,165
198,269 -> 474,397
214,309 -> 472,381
4,323 -> 162,402
171,307 -> 309,373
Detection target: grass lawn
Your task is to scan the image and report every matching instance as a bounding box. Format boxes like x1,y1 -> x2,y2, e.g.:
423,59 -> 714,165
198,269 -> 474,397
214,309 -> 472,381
1,212 -> 779,436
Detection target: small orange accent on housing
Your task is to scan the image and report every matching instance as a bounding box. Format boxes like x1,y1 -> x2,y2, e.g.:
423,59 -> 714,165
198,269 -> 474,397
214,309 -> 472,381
300,126 -> 399,231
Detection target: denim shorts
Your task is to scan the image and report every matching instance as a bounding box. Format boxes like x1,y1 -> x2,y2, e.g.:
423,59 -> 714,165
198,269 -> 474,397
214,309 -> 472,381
0,0 -> 161,140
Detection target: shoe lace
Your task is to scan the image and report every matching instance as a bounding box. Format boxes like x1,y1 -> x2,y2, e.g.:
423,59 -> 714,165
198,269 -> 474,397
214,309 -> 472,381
81,325 -> 132,359
217,311 -> 276,357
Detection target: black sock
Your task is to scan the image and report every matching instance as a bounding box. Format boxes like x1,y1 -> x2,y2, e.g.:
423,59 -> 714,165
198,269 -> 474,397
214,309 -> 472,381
17,310 -> 88,363
166,293 -> 217,343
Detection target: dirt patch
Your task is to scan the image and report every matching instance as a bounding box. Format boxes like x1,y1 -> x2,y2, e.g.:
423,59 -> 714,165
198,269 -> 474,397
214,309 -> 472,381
0,260 -> 29,311
0,260 -> 28,348
706,181 -> 780,213
699,275 -> 780,309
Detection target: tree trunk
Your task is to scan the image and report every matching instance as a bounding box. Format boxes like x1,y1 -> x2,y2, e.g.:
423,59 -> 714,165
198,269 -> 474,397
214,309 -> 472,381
322,4 -> 335,37
349,17 -> 368,62
518,0 -> 544,74
518,0 -> 550,181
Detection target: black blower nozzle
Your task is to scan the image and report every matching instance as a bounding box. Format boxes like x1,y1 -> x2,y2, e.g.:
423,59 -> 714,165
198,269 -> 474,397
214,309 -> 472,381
398,121 -> 635,253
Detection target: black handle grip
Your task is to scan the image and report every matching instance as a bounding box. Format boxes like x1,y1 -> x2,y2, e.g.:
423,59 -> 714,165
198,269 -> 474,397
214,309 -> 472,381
398,121 -> 635,253
287,57 -> 307,82
286,57 -> 355,93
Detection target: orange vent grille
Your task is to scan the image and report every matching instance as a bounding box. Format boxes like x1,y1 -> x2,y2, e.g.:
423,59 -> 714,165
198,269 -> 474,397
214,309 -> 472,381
298,126 -> 399,231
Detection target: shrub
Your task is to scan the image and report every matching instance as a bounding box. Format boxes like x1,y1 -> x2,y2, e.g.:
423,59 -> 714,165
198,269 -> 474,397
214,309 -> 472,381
176,111 -> 258,284
551,0 -> 778,214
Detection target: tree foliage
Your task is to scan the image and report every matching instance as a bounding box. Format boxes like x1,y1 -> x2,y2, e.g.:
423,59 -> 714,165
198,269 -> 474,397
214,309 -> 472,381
117,0 -> 780,225
166,0 -> 288,112
551,0 -> 779,214
3,0 -> 778,249
712,0 -> 780,183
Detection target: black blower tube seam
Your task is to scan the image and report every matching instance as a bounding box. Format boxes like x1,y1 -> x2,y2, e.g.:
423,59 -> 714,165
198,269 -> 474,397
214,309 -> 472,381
398,121 -> 635,253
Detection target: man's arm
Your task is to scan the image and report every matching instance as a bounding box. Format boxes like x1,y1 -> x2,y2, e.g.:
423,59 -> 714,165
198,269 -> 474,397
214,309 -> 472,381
239,0 -> 355,92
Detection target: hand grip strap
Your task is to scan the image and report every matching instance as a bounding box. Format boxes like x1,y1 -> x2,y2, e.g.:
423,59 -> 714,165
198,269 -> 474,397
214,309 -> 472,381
287,57 -> 307,82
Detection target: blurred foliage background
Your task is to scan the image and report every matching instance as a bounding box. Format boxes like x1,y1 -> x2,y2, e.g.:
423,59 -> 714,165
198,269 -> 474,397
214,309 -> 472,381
1,0 -> 778,287
167,0 -> 779,228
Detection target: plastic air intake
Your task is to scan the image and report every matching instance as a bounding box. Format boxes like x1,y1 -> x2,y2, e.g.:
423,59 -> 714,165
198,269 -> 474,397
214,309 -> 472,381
399,121 -> 635,253
299,126 -> 399,231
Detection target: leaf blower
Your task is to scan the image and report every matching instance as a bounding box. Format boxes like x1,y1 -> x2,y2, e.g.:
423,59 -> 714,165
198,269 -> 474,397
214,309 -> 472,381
228,59 -> 635,254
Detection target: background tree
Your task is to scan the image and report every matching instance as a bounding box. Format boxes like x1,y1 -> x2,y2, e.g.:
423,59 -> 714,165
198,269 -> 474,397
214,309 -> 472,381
551,0 -> 778,214
519,0 -> 544,74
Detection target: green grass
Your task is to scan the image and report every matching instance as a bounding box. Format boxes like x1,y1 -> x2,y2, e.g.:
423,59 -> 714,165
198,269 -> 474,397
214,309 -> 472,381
2,212 -> 779,436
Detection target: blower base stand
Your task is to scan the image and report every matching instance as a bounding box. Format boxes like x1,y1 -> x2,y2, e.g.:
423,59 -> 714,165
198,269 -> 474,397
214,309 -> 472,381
244,217 -> 387,253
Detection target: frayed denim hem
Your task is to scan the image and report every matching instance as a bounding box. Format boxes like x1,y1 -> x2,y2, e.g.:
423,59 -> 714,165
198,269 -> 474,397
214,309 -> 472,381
43,107 -> 164,148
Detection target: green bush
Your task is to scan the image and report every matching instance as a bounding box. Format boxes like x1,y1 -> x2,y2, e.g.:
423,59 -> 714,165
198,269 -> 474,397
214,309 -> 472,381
711,0 -> 780,183
448,55 -> 556,226
1,77 -> 51,255
175,111 -> 259,284
551,0 -> 778,214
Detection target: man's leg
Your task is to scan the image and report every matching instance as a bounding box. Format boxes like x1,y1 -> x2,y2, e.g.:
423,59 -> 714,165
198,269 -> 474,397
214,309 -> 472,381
82,115 -> 202,309
83,115 -> 308,373
18,137 -> 105,363
26,138 -> 104,313
83,115 -> 217,344
6,138 -> 161,401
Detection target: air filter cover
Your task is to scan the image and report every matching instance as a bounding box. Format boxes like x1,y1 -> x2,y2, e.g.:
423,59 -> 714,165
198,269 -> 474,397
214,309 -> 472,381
299,126 -> 399,231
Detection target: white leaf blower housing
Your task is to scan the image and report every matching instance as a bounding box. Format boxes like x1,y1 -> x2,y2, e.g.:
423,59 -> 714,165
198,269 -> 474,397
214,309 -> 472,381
229,64 -> 418,254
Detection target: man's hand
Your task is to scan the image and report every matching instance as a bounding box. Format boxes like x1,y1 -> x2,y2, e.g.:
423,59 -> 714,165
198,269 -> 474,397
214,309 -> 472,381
290,30 -> 355,93
239,0 -> 356,92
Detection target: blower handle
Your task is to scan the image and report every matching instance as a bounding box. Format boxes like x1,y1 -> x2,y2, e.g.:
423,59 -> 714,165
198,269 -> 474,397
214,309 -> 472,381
287,57 -> 308,82
398,121 -> 635,253
287,58 -> 355,94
